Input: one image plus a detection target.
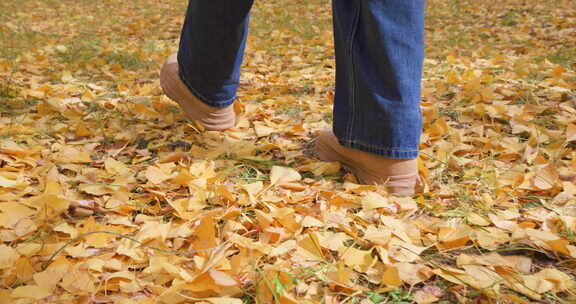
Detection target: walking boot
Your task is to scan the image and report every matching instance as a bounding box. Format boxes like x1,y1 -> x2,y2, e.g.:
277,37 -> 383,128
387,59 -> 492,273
315,130 -> 419,196
160,54 -> 235,131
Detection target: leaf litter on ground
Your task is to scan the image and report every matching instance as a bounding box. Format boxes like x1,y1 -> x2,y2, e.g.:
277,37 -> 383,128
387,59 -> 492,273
0,0 -> 575,303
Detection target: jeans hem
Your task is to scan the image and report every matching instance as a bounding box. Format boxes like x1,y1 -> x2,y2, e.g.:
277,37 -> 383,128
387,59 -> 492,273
178,69 -> 236,108
337,138 -> 419,159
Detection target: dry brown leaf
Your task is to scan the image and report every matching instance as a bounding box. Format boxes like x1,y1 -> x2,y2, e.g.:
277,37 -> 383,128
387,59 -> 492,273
52,146 -> 92,163
382,265 -> 402,287
413,288 -> 440,304
437,225 -> 472,250
11,285 -> 52,300
0,244 -> 19,270
566,123 -> 576,142
270,166 -> 301,186
145,165 -> 173,184
396,262 -> 434,285
297,232 -> 325,261
193,215 -> 218,252
340,247 -> 375,272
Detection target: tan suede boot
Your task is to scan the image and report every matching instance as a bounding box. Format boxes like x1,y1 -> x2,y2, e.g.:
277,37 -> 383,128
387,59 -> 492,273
160,54 -> 236,131
315,130 -> 419,196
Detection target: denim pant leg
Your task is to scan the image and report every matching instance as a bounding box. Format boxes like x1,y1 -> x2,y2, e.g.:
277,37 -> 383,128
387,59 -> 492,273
177,0 -> 254,107
177,0 -> 424,159
332,0 -> 425,159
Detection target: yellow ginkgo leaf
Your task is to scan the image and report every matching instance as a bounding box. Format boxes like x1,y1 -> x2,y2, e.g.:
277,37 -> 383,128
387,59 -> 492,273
270,166 -> 301,186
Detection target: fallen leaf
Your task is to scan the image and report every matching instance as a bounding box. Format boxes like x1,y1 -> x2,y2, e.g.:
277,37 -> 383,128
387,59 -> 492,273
270,166 -> 301,186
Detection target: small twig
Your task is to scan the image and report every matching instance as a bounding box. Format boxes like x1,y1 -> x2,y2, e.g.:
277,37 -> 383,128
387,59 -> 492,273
339,290 -> 363,304
490,246 -> 552,256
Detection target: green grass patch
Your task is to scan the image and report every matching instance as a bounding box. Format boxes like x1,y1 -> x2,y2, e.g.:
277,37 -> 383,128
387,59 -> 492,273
58,36 -> 150,71
548,46 -> 576,69
275,103 -> 307,118
102,51 -> 150,70
0,26 -> 52,60
58,35 -> 102,64
500,11 -> 519,27
0,77 -> 18,99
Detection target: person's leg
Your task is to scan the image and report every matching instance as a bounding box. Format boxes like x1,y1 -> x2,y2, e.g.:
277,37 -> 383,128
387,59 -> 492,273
317,0 -> 425,195
160,0 -> 254,130
178,0 -> 254,106
332,0 -> 424,158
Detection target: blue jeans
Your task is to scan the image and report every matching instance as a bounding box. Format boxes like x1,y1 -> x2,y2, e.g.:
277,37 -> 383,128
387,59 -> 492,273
177,0 -> 425,159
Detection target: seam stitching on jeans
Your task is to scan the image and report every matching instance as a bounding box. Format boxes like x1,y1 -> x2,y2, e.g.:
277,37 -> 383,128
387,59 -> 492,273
346,2 -> 361,143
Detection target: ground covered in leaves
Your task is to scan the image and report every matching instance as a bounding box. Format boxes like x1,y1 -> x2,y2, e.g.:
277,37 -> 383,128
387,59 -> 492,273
1,0 -> 576,303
